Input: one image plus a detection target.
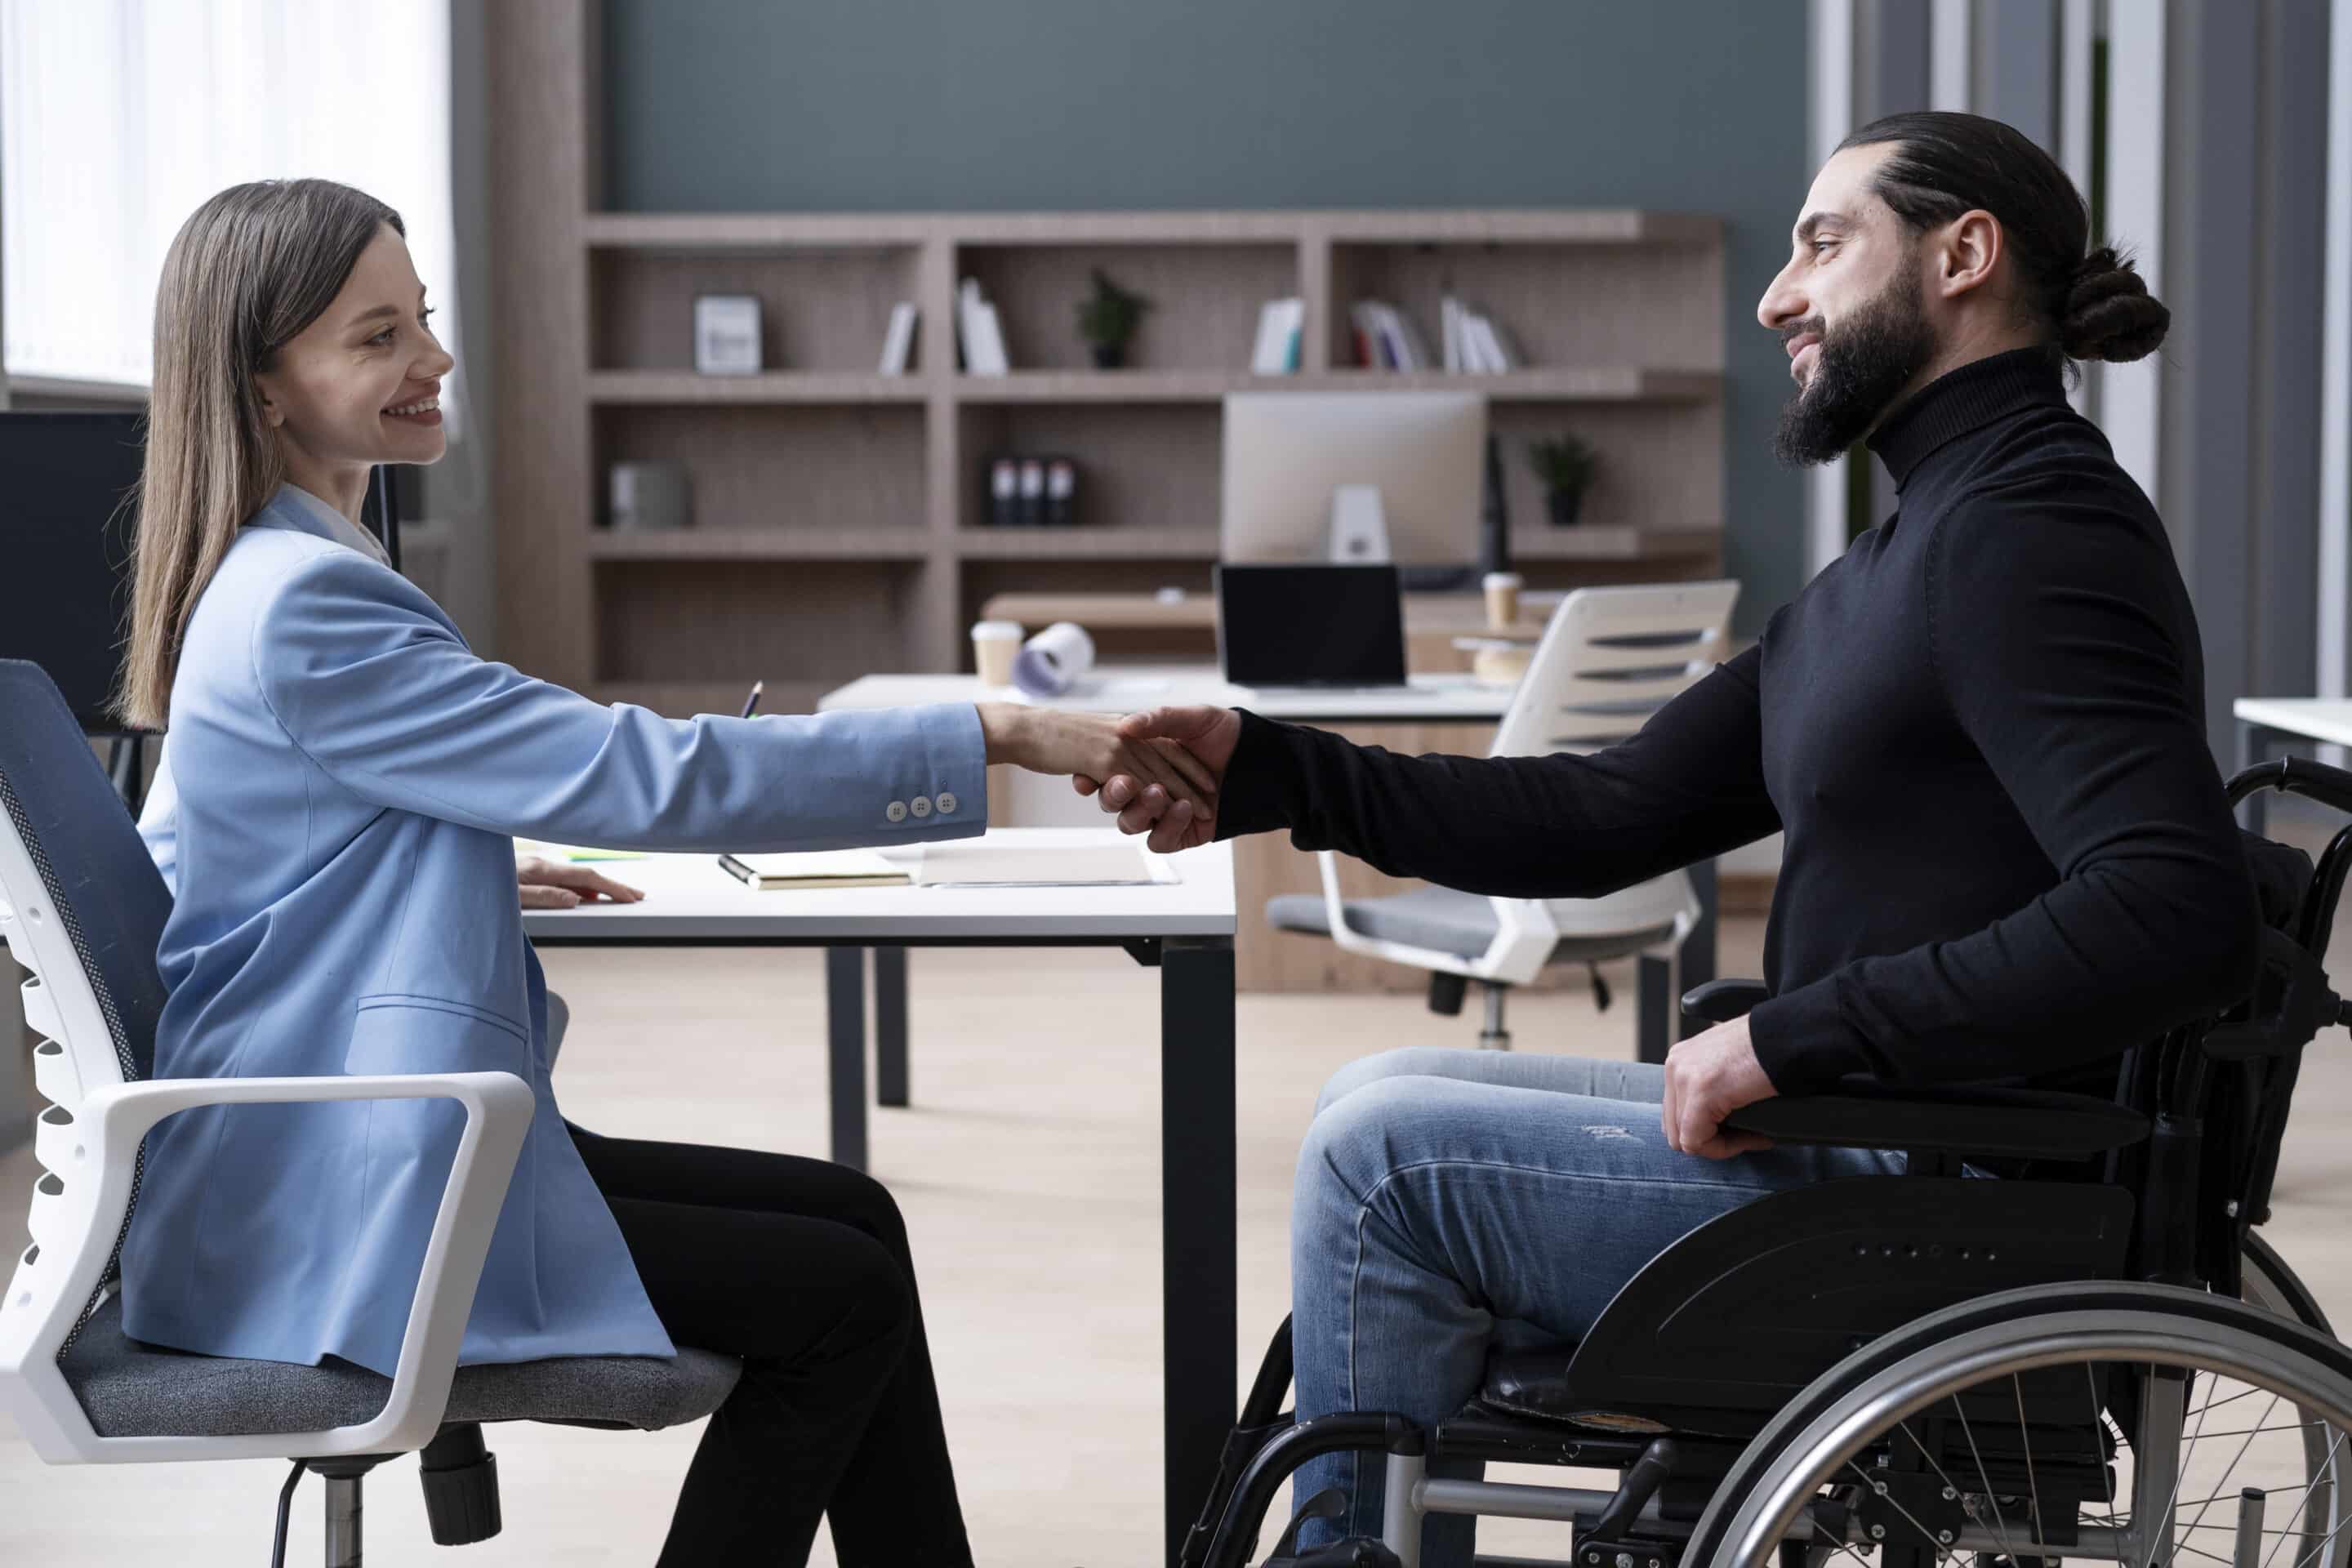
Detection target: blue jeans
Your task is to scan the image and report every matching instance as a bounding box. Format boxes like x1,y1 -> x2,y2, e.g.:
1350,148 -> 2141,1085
1288,1048 -> 1903,1563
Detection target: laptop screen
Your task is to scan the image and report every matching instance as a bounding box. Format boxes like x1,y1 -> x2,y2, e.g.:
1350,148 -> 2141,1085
1216,564 -> 1408,688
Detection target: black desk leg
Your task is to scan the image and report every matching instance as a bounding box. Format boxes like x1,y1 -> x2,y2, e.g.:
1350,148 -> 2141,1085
875,945 -> 910,1107
2237,721 -> 2271,835
1160,936 -> 1238,1568
826,947 -> 868,1171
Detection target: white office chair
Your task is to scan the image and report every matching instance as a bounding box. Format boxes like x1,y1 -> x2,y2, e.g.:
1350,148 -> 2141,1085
1267,580 -> 1740,1053
0,660 -> 738,1566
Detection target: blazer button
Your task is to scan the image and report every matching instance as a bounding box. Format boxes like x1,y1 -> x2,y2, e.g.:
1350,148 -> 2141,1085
936,791 -> 958,816
886,800 -> 908,823
910,795 -> 933,819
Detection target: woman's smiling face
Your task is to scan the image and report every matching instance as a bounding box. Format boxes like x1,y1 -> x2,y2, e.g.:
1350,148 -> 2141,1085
252,223 -> 454,485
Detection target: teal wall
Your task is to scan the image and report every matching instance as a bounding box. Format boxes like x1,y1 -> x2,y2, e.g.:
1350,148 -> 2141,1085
602,0 -> 1810,629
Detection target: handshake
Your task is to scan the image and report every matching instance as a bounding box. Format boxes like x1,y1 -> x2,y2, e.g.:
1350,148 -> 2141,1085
975,702 -> 1241,854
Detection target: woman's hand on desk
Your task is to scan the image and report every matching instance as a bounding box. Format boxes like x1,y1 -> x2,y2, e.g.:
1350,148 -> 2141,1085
516,857 -> 646,910
975,704 -> 1219,835
1076,706 -> 1241,855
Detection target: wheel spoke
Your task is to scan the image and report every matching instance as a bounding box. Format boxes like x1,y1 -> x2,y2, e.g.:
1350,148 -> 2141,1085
2176,1393 -> 2283,1561
2260,1422 -> 2348,1568
1953,1396 -> 2026,1567
2018,1373 -> 2048,1548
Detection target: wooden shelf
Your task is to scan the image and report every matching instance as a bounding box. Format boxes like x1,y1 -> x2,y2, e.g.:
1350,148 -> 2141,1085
581,209 -> 1720,250
955,528 -> 1218,559
587,529 -> 933,561
953,368 -> 1718,404
587,370 -> 928,404
1507,525 -> 1722,561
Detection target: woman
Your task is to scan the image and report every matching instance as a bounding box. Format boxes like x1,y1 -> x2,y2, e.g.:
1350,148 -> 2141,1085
114,177 -> 1210,1566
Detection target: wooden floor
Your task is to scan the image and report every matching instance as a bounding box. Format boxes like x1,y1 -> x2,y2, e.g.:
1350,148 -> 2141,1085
7,903 -> 2352,1565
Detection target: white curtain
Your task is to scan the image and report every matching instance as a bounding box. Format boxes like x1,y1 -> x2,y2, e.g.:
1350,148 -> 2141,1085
1,0 -> 463,437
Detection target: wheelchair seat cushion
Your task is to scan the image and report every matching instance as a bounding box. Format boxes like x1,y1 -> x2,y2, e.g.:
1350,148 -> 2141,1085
59,1294 -> 742,1437
1477,1339 -> 1693,1435
1267,888 -> 1677,965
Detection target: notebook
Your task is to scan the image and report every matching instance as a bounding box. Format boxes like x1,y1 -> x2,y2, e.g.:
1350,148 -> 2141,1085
913,841 -> 1174,888
717,850 -> 912,890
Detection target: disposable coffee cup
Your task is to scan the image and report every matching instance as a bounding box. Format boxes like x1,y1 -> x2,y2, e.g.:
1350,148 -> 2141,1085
1483,571 -> 1524,630
972,620 -> 1023,686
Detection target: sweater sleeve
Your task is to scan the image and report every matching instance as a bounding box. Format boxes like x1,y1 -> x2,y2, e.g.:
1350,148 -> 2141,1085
1210,644 -> 1783,899
1745,497 -> 2262,1090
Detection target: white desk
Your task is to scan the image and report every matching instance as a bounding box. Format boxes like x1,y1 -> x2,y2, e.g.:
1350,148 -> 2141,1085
523,829 -> 1237,1559
2234,700 -> 2352,831
820,670 -> 1720,1062
822,665 -> 1521,724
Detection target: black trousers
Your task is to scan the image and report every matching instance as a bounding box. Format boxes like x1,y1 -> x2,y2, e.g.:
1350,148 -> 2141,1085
568,1125 -> 975,1567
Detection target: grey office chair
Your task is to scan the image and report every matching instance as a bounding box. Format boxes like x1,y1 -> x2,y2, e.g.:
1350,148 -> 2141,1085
0,660 -> 740,1566
1266,581 -> 1737,1055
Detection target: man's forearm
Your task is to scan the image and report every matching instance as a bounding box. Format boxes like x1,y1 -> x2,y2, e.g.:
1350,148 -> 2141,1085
1214,706 -> 1776,901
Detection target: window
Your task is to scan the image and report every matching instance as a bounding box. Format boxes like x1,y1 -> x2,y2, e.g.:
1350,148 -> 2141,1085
1,0 -> 460,433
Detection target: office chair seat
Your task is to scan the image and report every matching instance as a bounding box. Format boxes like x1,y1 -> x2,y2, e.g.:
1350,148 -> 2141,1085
58,1295 -> 742,1438
1267,887 -> 1679,964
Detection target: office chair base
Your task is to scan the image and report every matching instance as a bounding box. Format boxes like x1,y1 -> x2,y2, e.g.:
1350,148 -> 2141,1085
1480,983 -> 1512,1050
270,1455 -> 385,1568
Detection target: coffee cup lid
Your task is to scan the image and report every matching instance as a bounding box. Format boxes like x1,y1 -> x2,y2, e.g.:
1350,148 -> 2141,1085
971,620 -> 1024,640
1482,572 -> 1524,590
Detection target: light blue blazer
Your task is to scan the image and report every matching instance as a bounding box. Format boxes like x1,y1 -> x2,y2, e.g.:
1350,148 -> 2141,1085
121,485 -> 986,1375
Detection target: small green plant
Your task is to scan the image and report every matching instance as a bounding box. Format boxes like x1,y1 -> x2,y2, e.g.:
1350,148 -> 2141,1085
1075,269 -> 1151,366
1528,433 -> 1599,526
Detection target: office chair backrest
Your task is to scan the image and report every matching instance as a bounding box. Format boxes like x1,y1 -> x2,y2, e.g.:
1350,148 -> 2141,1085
1488,581 -> 1740,760
0,661 -> 171,1352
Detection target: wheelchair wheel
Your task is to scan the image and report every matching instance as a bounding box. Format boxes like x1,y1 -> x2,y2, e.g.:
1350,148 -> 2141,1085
1685,1282 -> 2352,1568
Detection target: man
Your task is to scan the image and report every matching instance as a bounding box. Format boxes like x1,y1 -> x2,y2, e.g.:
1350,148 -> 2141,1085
1084,112 -> 2256,1563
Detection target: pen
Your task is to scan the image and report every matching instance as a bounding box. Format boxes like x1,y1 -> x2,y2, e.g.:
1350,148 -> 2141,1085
739,679 -> 764,719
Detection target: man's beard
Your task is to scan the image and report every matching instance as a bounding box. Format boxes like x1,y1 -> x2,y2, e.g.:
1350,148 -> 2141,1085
1772,269 -> 1936,467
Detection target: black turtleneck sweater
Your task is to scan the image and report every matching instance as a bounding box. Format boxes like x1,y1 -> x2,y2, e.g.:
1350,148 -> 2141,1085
1214,349 -> 2263,1092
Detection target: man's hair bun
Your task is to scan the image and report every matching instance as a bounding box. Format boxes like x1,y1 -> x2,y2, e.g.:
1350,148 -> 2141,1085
2060,247 -> 2170,363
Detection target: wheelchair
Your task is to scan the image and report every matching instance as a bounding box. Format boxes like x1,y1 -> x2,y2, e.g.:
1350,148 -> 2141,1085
1184,756 -> 2352,1568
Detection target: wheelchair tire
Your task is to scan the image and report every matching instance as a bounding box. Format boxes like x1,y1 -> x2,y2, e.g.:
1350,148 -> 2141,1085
1683,1281 -> 2352,1568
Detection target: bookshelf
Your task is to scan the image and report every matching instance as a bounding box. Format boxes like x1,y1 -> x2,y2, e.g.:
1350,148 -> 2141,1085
488,2 -> 1728,716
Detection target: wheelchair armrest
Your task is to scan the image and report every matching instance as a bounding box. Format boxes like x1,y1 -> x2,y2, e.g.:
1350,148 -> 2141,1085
1721,1076 -> 2152,1160
1682,978 -> 1770,1024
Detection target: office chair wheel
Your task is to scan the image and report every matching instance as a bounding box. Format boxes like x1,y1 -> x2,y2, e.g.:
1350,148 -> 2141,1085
1685,1281 -> 2352,1568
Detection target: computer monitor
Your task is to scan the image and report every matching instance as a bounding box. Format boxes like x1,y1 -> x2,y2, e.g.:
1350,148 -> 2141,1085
1220,391 -> 1486,586
0,412 -> 148,732
0,410 -> 399,731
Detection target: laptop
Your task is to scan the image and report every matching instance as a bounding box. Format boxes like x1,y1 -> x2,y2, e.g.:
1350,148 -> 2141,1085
1215,563 -> 1410,690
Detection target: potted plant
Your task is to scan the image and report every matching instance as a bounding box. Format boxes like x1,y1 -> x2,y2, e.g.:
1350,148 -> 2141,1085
1528,433 -> 1598,527
1076,268 -> 1150,369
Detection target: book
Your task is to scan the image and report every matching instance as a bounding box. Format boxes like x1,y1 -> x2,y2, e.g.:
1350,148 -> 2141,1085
717,850 -> 912,890
956,279 -> 1010,375
1441,296 -> 1464,373
1249,297 -> 1305,374
1391,306 -> 1434,372
877,302 -> 918,375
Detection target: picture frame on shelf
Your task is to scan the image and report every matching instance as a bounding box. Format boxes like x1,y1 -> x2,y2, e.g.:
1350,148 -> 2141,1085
693,293 -> 764,375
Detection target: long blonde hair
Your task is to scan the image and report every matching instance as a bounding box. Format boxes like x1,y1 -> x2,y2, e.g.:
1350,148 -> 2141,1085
116,179 -> 403,730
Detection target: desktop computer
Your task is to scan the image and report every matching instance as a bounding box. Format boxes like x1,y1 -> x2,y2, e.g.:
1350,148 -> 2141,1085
1219,390 -> 1499,590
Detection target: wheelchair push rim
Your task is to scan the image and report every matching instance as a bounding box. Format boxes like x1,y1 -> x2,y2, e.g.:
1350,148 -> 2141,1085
1690,1288 -> 2352,1568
